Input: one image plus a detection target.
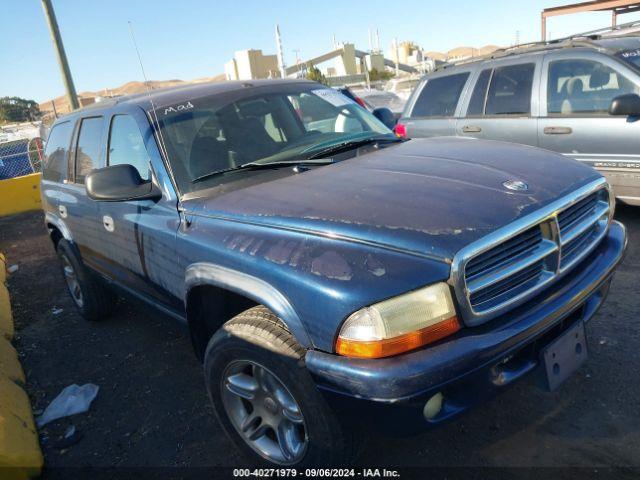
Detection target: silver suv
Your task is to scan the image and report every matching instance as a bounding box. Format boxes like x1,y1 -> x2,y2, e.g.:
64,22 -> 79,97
397,35 -> 640,205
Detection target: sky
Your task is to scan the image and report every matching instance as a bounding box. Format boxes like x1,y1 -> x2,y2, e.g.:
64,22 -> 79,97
2,0 -> 640,103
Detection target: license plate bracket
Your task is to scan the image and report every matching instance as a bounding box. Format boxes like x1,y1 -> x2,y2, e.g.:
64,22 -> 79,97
541,321 -> 588,391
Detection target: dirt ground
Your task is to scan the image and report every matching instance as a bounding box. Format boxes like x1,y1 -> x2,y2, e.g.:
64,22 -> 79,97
0,206 -> 639,477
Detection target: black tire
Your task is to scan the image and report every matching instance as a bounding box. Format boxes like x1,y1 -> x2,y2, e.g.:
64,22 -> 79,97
204,306 -> 362,466
56,239 -> 116,321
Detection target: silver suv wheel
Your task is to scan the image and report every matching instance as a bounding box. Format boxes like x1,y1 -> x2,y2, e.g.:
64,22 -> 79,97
221,359 -> 308,464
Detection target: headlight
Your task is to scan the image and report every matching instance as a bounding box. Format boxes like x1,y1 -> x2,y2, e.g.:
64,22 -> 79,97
335,282 -> 460,359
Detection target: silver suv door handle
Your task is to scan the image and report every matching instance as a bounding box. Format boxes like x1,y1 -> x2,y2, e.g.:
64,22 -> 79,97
462,125 -> 482,133
543,126 -> 572,135
102,215 -> 115,232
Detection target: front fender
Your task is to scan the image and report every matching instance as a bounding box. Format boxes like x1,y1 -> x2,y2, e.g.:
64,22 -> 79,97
184,262 -> 313,348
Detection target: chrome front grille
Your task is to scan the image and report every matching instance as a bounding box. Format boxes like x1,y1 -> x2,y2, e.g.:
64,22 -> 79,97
451,179 -> 611,326
558,189 -> 610,270
466,224 -> 557,312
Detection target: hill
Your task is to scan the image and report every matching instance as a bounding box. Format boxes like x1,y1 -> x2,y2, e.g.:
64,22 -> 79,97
39,74 -> 226,115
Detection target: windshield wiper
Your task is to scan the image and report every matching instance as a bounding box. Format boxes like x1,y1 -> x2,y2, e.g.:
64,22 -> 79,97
303,136 -> 402,160
191,159 -> 334,184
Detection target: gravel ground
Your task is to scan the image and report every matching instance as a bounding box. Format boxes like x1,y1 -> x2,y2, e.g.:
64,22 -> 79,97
0,206 -> 638,478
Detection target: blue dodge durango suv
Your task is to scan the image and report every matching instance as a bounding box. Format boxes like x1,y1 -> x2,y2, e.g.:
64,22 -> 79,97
41,79 -> 626,466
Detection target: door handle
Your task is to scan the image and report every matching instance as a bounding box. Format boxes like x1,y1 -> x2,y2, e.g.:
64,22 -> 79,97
102,215 -> 115,232
58,205 -> 68,218
462,125 -> 482,133
543,126 -> 572,135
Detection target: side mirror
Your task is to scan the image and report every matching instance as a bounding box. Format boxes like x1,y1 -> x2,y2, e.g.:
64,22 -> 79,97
86,164 -> 161,202
372,107 -> 397,130
609,93 -> 640,116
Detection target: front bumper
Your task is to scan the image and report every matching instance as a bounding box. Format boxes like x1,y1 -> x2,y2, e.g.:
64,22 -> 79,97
305,221 -> 627,434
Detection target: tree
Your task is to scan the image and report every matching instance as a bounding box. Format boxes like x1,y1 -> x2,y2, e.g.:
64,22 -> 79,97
305,63 -> 328,85
368,68 -> 394,82
0,97 -> 41,124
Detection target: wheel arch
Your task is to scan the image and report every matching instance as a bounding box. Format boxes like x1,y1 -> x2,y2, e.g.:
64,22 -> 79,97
45,212 -> 73,247
184,262 -> 313,359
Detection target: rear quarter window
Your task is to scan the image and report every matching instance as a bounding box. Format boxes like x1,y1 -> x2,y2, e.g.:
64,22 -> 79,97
42,121 -> 73,182
410,73 -> 470,117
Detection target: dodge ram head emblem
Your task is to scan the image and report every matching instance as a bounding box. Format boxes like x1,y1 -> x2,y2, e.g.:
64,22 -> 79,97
502,180 -> 529,191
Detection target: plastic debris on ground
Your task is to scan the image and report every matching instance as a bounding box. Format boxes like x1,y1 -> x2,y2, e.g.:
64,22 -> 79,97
37,383 -> 99,427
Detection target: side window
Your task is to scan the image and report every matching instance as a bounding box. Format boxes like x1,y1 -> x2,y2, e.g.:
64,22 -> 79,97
485,63 -> 535,115
42,121 -> 72,182
467,69 -> 492,116
411,73 -> 470,117
74,117 -> 104,184
108,115 -> 150,181
547,59 -> 639,115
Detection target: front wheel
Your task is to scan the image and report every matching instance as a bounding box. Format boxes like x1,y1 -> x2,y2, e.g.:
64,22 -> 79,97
204,306 -> 361,466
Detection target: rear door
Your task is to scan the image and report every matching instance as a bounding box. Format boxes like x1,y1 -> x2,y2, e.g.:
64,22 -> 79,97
538,51 -> 640,204
457,58 -> 541,146
402,71 -> 471,137
56,115 -> 112,274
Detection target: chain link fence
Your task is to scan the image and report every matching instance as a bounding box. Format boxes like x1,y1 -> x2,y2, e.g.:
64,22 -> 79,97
0,123 -> 46,180
0,137 -> 45,180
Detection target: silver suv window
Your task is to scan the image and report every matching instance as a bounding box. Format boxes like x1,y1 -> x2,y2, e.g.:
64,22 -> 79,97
547,59 -> 639,115
467,69 -> 492,116
411,73 -> 469,117
485,63 -> 534,115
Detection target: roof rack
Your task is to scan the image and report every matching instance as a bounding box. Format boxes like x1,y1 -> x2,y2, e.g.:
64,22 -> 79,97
435,19 -> 640,71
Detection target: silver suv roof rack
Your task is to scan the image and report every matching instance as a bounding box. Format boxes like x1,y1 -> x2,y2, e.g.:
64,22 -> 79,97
435,20 -> 640,71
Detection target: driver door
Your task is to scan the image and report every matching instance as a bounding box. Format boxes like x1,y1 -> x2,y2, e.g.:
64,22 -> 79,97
98,111 -> 183,313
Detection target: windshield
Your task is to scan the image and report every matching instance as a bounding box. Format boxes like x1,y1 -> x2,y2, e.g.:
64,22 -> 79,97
156,86 -> 393,193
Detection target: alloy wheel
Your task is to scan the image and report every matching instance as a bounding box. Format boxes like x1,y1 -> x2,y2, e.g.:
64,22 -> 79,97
61,254 -> 83,308
221,360 -> 308,464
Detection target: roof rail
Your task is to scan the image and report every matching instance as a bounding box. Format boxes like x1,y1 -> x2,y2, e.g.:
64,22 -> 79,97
434,19 -> 640,71
564,19 -> 640,39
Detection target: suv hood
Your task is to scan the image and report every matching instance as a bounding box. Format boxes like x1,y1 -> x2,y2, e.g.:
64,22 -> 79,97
184,137 -> 600,262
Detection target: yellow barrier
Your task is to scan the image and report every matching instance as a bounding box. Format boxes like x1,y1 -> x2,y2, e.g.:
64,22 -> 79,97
0,285 -> 12,341
0,254 -> 43,478
0,173 -> 42,217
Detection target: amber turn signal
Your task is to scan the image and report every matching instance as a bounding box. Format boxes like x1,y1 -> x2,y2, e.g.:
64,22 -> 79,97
335,316 -> 460,359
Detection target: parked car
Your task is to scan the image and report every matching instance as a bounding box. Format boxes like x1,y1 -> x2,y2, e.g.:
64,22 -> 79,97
334,86 -> 369,109
41,79 -> 626,466
355,88 -> 406,116
336,85 -> 399,128
384,76 -> 422,100
397,35 -> 640,205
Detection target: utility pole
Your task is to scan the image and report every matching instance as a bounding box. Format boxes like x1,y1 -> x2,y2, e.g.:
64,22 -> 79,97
394,37 -> 400,76
292,49 -> 301,76
41,0 -> 79,111
275,24 -> 286,79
